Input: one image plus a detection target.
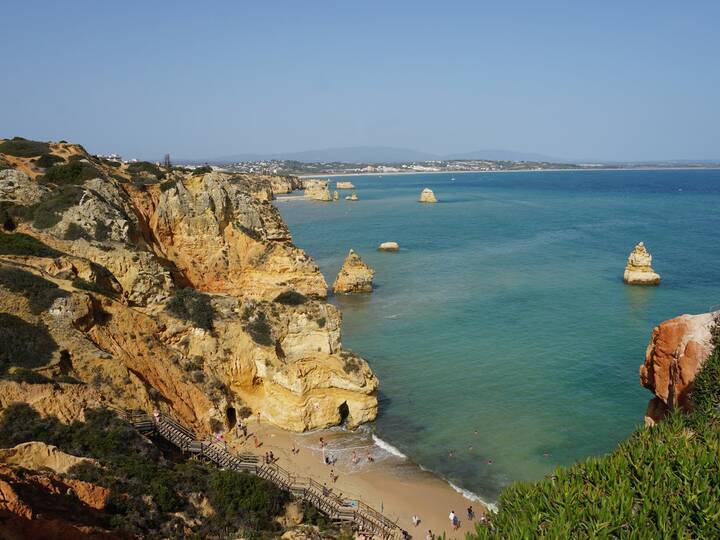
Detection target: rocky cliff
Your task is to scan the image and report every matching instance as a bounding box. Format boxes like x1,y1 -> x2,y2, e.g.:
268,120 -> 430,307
640,311 -> 718,425
0,138 -> 378,433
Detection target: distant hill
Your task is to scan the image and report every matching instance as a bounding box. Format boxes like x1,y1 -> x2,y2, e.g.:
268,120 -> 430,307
201,146 -> 571,164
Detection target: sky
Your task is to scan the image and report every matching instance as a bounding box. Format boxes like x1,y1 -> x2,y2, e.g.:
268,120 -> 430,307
2,1 -> 719,162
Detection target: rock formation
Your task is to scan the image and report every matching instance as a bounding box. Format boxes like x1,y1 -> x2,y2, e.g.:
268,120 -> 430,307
378,241 -> 400,251
332,250 -> 374,294
640,311 -> 718,425
419,188 -> 437,203
624,242 -> 660,285
336,181 -> 355,189
332,190 -> 339,200
0,139 -> 378,433
345,192 -> 359,201
0,441 -> 96,474
302,179 -> 332,202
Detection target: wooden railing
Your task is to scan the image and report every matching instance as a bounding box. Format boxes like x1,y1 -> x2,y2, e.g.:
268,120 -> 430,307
122,410 -> 403,539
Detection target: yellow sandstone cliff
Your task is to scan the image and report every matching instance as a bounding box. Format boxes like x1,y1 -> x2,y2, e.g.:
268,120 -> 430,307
0,138 -> 378,433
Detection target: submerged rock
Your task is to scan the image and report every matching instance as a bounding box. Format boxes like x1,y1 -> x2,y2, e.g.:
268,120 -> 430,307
623,242 -> 660,285
345,192 -> 358,201
419,187 -> 437,203
333,249 -> 374,294
640,311 -> 718,425
336,181 -> 355,189
378,241 -> 399,251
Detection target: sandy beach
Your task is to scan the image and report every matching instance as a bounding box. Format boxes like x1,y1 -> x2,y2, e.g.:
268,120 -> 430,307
227,419 -> 489,539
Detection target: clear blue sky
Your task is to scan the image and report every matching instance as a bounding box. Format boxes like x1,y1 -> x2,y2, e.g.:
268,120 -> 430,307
2,1 -> 719,161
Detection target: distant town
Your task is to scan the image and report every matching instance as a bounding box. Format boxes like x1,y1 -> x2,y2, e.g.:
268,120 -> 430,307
95,153 -> 720,176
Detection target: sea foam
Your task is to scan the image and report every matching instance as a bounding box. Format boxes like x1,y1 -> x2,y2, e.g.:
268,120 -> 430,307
372,434 -> 407,459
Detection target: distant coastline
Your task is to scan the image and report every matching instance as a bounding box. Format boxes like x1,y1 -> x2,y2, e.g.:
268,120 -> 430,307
299,166 -> 720,179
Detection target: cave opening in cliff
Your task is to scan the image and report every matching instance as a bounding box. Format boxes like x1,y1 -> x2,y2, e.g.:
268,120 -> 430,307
2,216 -> 16,231
225,407 -> 237,429
338,401 -> 350,424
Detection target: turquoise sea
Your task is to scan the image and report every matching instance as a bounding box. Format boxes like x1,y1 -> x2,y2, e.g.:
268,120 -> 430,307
275,169 -> 720,503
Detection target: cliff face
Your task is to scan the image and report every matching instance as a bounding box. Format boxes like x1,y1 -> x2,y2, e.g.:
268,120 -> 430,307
0,139 -> 378,433
640,311 -> 718,425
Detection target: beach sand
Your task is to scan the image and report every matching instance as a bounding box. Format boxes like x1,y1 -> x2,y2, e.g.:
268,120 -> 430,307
227,419 -> 489,539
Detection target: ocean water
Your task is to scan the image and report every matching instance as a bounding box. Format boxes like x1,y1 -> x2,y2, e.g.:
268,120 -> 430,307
275,169 -> 720,502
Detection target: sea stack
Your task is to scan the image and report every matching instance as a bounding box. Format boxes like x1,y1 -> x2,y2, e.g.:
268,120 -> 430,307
345,192 -> 359,201
333,190 -> 340,200
303,179 -> 332,201
378,241 -> 400,251
336,181 -> 355,189
419,188 -> 437,203
332,249 -> 375,293
624,242 -> 660,285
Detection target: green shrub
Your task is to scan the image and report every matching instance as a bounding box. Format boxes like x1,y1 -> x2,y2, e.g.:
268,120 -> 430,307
0,231 -> 61,257
0,404 -> 289,537
470,325 -> 720,540
273,290 -> 308,305
127,161 -> 165,180
244,311 -> 273,346
0,137 -> 50,157
166,288 -> 215,330
40,161 -> 102,185
34,153 -> 66,168
30,185 -> 85,229
159,179 -> 177,192
192,165 -> 213,176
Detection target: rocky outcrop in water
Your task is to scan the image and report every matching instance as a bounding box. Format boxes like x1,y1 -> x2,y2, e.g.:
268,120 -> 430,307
378,241 -> 399,251
345,192 -> 358,201
336,181 -> 355,189
419,188 -> 437,203
332,250 -> 374,294
624,242 -> 660,285
0,139 -> 378,433
303,179 -> 332,202
640,311 -> 718,425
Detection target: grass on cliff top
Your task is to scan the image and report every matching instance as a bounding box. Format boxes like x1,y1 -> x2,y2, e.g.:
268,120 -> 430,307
0,137 -> 50,157
0,405 -> 289,538
471,320 -> 720,540
40,161 -> 103,185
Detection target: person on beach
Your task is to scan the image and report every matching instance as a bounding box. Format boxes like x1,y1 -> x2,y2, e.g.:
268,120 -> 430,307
426,530 -> 434,540
319,437 -> 325,449
411,515 -> 420,527
152,409 -> 160,423
256,411 -> 261,424
449,510 -> 459,530
253,434 -> 261,448
214,431 -> 226,450
367,451 -> 374,463
467,506 -> 474,521
351,450 -> 359,464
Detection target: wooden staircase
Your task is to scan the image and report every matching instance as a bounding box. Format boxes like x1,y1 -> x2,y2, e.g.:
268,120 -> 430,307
123,410 -> 403,539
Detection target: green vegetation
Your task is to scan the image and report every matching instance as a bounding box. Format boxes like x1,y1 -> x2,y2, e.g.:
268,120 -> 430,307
273,290 -> 308,305
166,288 -> 215,330
34,153 -> 66,168
159,179 -> 177,192
40,161 -> 102,185
0,231 -> 61,257
28,185 -> 85,229
0,137 -> 50,157
240,305 -> 273,346
192,165 -> 213,176
63,222 -> 91,240
0,405 -> 289,538
470,319 -> 720,539
127,161 -> 166,180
